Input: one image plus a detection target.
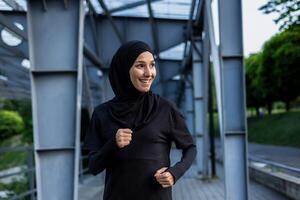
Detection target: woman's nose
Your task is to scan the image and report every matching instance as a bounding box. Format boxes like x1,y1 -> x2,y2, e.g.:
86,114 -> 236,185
144,66 -> 151,76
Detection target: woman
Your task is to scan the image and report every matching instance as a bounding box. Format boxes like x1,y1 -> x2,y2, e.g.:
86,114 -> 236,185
84,40 -> 196,200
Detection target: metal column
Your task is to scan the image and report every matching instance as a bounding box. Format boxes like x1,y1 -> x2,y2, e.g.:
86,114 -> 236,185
184,75 -> 195,137
27,1 -> 84,199
218,0 -> 249,199
203,2 -> 213,178
192,39 -> 209,177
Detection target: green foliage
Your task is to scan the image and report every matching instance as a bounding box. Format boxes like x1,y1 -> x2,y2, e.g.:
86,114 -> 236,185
0,147 -> 27,171
260,26 -> 300,110
0,111 -> 24,140
0,99 -> 33,143
0,178 -> 30,200
245,53 -> 265,113
248,111 -> 300,148
245,26 -> 300,113
259,0 -> 300,30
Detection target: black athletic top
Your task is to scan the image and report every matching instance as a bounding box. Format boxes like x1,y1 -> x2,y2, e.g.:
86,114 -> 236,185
84,97 -> 197,200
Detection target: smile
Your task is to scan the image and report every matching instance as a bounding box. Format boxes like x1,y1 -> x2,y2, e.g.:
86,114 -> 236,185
139,79 -> 152,84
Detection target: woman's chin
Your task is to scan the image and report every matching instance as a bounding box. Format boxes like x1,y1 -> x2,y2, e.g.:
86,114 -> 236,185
137,87 -> 151,93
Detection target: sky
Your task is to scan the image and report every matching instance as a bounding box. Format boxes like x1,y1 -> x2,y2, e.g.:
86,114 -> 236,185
242,0 -> 280,56
212,0 -> 280,57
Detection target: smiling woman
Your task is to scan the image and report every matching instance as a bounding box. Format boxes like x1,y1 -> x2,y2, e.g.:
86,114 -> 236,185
83,40 -> 196,200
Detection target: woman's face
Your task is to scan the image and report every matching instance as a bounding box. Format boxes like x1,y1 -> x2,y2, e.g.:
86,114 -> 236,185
129,51 -> 156,93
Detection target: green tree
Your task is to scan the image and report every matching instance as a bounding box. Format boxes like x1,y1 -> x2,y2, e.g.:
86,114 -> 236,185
259,0 -> 300,30
245,53 -> 265,116
260,26 -> 300,111
0,110 -> 24,139
1,99 -> 33,143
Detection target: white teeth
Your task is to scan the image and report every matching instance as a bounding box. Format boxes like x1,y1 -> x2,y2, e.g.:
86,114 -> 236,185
140,79 -> 150,83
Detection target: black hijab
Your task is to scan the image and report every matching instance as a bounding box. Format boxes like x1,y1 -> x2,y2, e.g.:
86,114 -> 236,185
108,40 -> 160,130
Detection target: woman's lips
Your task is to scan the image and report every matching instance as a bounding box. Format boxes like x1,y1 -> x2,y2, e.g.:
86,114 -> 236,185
139,79 -> 152,84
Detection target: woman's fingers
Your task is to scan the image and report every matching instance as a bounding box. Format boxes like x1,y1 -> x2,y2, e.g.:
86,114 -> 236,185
154,167 -> 168,176
122,128 -> 133,133
154,170 -> 174,187
116,128 -> 133,148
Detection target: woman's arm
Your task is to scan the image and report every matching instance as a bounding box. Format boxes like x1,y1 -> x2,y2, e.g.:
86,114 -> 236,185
166,105 -> 197,183
87,128 -> 133,175
87,138 -> 118,175
83,110 -> 119,175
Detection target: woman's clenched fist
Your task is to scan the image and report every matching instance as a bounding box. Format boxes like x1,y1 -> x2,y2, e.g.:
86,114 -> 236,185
115,128 -> 132,148
154,167 -> 174,188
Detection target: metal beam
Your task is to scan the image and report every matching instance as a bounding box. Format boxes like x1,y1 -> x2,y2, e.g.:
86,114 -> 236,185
146,0 -> 160,57
0,62 -> 29,83
186,0 -> 197,41
95,16 -> 187,65
0,86 -> 30,100
159,59 -> 182,81
108,0 -> 161,14
0,11 -> 103,71
184,74 -> 195,136
217,0 -> 249,199
146,0 -> 166,96
87,7 -> 100,56
194,0 -> 204,28
83,44 -> 105,69
204,0 -> 223,132
202,5 -> 211,178
0,11 -> 186,70
0,12 -> 27,40
98,0 -> 124,43
192,39 -> 209,178
0,39 -> 28,58
27,1 -> 84,200
82,64 -> 94,117
3,0 -> 24,11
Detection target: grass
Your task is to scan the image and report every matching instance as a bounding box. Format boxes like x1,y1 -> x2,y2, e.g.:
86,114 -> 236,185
0,135 -> 27,171
211,110 -> 300,148
0,178 -> 30,200
0,135 -> 31,200
247,111 -> 300,148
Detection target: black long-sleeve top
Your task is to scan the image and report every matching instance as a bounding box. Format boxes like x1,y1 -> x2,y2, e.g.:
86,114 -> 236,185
84,97 -> 197,200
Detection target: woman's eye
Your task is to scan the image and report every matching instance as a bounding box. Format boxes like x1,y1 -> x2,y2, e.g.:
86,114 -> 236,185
136,64 -> 143,68
151,63 -> 156,68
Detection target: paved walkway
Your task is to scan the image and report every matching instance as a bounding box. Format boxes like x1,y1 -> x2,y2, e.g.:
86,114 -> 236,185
248,142 -> 300,169
216,139 -> 300,178
215,139 -> 300,169
78,164 -> 289,200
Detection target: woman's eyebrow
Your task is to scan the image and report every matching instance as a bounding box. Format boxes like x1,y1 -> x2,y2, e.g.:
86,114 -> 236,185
135,60 -> 155,64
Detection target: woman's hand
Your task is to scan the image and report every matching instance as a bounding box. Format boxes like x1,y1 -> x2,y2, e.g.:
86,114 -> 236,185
115,128 -> 132,148
154,167 -> 174,188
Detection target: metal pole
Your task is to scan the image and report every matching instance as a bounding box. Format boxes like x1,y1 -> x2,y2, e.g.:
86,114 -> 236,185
218,0 -> 249,199
208,63 -> 216,177
202,2 -> 211,178
26,146 -> 35,200
27,1 -> 84,199
191,38 -> 209,178
184,75 -> 195,136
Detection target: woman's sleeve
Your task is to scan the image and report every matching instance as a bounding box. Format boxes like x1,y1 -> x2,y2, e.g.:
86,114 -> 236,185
166,104 -> 197,183
83,110 -> 119,175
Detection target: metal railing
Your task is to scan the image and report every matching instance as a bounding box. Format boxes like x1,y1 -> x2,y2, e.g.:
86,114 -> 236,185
0,146 -> 35,200
0,145 -> 89,200
249,155 -> 300,177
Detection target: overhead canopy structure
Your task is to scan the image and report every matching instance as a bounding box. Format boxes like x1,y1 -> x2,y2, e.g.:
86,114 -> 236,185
0,1 -> 249,200
0,0 -> 203,106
